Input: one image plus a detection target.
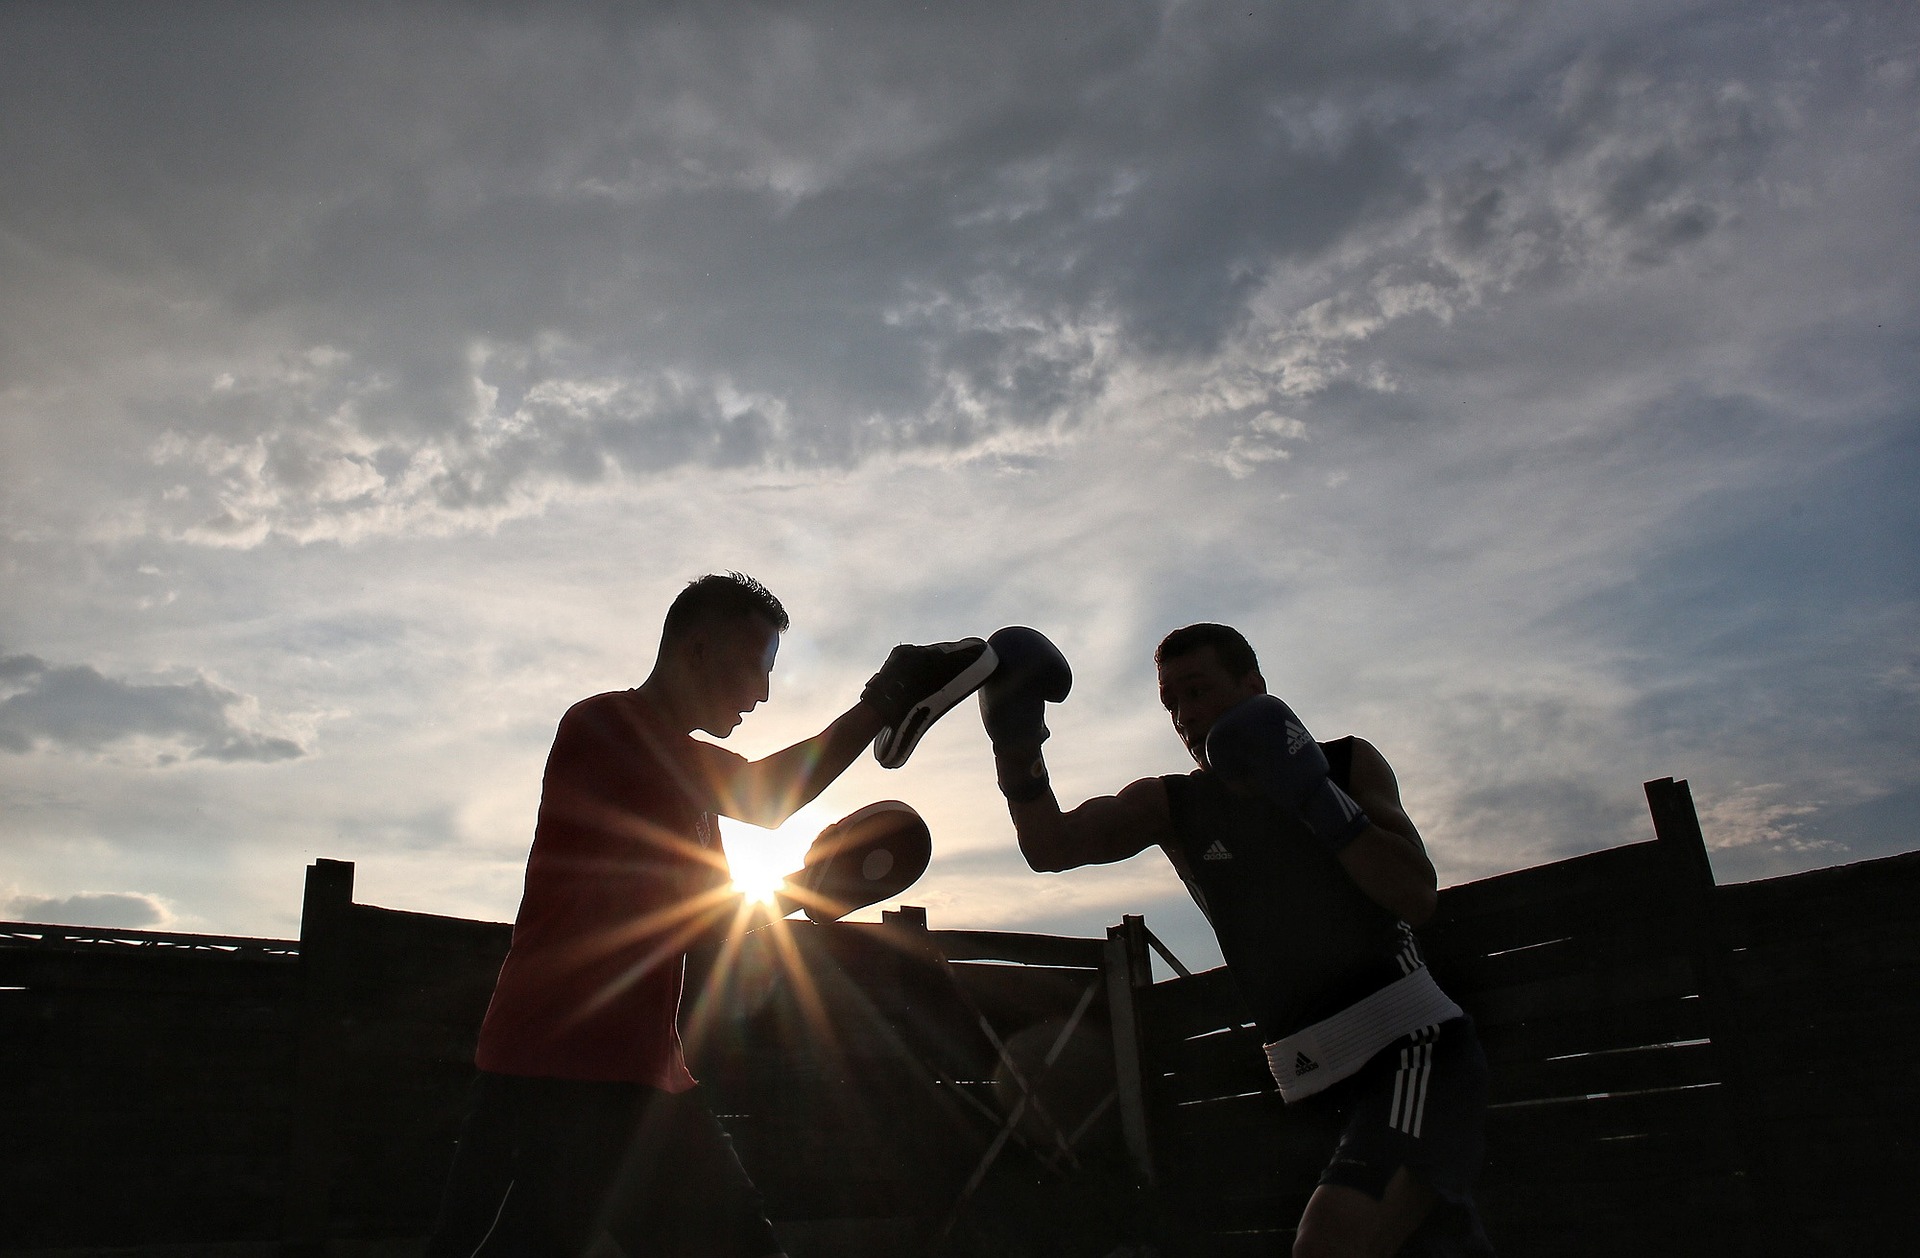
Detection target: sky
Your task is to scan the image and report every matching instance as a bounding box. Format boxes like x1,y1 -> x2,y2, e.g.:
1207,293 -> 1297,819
1,0 -> 1915,973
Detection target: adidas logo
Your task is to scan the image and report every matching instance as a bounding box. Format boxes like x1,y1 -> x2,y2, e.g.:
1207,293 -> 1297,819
1294,1051 -> 1319,1075
1285,719 -> 1312,756
1202,840 -> 1233,862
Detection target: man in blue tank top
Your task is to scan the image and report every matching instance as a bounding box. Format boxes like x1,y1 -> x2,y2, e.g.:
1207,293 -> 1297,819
979,622 -> 1492,1257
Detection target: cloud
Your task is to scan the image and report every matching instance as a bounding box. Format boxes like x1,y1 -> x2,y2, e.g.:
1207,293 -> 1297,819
0,0 -> 1914,938
6,0 -> 1900,560
0,655 -> 304,764
1694,783 -> 1837,857
0,0 -> 1463,545
2,890 -> 174,930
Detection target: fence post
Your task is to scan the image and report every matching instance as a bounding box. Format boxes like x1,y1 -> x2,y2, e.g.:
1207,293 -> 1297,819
1104,914 -> 1156,1188
1644,778 -> 1750,1073
1644,778 -> 1793,1256
280,859 -> 356,1257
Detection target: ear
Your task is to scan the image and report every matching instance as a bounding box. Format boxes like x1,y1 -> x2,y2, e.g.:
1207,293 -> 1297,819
1246,671 -> 1268,695
677,626 -> 719,677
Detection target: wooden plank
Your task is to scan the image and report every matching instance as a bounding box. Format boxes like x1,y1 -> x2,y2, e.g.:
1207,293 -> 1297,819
1478,1173 -> 1750,1256
0,1103 -> 292,1153
697,1078 -> 997,1140
1427,840 -> 1676,925
1721,886 -> 1920,952
0,1062 -> 295,1113
1156,1086 -> 1288,1142
1150,1020 -> 1269,1074
1733,852 -> 1920,907
1156,1130 -> 1323,1203
1453,952 -> 1700,1028
1739,1017 -> 1920,1078
1485,1038 -> 1721,1106
1731,978 -> 1920,1049
3,1153 -> 289,1248
1160,1180 -> 1304,1242
0,946 -> 299,995
948,958 -> 1108,1029
1137,966 -> 1251,1045
1432,914 -> 1714,1001
0,919 -> 299,957
1149,1026 -> 1274,1107
1424,890 -> 1701,983
1727,934 -> 1920,994
1472,989 -> 1715,1066
927,928 -> 1106,969
1163,1229 -> 1292,1258
1485,1086 -> 1741,1179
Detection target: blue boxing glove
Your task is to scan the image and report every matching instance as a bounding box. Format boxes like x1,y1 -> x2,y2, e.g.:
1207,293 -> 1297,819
1205,694 -> 1371,853
978,626 -> 1072,801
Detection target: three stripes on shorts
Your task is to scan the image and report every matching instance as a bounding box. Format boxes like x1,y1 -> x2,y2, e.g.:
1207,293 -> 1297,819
1389,1024 -> 1439,1138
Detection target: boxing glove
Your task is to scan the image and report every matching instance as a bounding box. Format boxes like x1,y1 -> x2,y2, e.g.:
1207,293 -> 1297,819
1205,694 -> 1371,853
978,626 -> 1072,801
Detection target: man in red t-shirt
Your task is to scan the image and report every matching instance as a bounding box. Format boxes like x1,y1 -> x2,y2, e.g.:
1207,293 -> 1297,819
427,573 -> 990,1258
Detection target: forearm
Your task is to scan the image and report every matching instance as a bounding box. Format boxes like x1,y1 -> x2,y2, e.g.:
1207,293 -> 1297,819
725,702 -> 886,827
998,748 -> 1074,871
999,749 -> 1166,873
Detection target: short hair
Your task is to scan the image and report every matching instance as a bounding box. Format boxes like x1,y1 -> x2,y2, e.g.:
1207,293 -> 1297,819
662,572 -> 789,643
1155,622 -> 1260,680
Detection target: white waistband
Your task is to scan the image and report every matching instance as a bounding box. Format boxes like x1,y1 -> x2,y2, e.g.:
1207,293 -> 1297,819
1263,966 -> 1463,1102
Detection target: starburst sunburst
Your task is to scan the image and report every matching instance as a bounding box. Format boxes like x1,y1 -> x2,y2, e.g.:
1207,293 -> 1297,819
720,808 -> 824,906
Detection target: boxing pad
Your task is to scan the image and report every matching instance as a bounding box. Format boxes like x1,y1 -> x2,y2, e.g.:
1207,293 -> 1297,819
867,638 -> 999,769
978,626 -> 1072,801
1204,694 -> 1371,853
786,801 -> 932,923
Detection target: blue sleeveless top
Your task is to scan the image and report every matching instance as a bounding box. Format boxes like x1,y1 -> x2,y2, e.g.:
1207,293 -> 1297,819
1160,737 -> 1421,1038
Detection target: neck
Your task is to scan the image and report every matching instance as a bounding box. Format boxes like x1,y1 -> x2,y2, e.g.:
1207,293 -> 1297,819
632,672 -> 698,735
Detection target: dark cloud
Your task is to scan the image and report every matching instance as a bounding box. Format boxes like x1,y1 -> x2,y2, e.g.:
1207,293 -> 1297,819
0,655 -> 304,763
9,0 -> 1899,548
0,0 -> 1465,538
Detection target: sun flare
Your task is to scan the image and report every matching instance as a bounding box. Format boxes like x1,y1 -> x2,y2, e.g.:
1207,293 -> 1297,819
720,809 -> 824,907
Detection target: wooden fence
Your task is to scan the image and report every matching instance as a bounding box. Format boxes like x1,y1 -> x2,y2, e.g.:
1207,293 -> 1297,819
276,877 -> 1142,1256
1132,778 -> 1920,1256
1,776 -> 1916,1255
0,923 -> 300,1250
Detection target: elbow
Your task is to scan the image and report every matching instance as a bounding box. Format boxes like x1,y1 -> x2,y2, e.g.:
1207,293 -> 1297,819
1020,844 -> 1069,875
734,803 -> 790,830
1017,828 -> 1078,874
1400,886 -> 1438,928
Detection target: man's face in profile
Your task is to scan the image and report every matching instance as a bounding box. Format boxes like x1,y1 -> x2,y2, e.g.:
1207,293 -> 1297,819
1156,646 -> 1263,767
695,617 -> 780,738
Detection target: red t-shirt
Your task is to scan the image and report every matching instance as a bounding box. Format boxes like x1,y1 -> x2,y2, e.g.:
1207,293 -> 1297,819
475,690 -> 741,1089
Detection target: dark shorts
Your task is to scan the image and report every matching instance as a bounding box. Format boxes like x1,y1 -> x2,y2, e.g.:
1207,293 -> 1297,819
426,1073 -> 780,1258
1311,1016 -> 1495,1256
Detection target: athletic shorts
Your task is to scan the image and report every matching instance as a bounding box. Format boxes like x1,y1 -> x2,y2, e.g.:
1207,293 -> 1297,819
1311,1016 -> 1495,1256
426,1073 -> 780,1258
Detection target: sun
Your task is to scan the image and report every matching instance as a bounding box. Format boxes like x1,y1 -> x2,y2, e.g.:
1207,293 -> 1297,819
720,809 -> 824,907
